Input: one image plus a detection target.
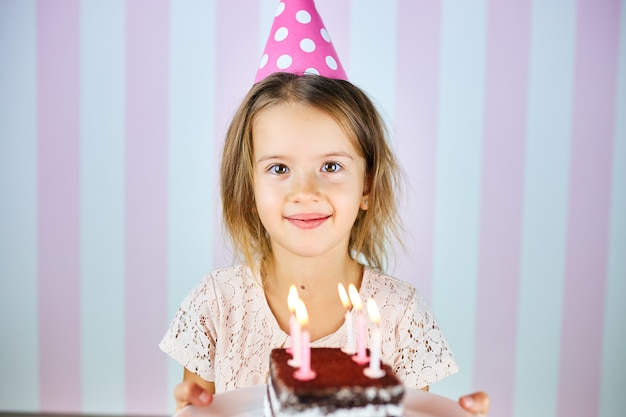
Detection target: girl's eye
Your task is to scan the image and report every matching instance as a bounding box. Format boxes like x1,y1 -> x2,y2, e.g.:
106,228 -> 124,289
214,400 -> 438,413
269,164 -> 289,175
321,162 -> 342,173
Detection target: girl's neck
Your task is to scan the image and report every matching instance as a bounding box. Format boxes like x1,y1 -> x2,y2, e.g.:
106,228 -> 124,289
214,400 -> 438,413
263,253 -> 363,294
261,253 -> 364,341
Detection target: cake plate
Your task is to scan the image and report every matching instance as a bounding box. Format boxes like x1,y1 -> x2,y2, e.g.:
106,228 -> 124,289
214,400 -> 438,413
174,384 -> 477,417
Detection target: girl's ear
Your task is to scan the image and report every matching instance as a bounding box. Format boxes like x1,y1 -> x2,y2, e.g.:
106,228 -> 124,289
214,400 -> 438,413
361,175 -> 371,210
360,195 -> 369,211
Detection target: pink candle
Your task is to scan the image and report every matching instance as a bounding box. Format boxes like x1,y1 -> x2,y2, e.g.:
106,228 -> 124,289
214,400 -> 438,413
293,300 -> 316,381
287,285 -> 299,355
287,315 -> 301,367
287,291 -> 302,368
364,298 -> 385,378
349,284 -> 369,364
338,283 -> 356,354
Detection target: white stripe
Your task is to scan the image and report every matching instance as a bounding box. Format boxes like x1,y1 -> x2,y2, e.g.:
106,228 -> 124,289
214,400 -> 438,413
0,0 -> 39,410
431,0 -> 487,398
599,2 -> 626,415
513,2 -> 576,416
168,0 -> 218,412
258,0 -> 277,55
80,0 -> 126,413
349,0 -> 398,126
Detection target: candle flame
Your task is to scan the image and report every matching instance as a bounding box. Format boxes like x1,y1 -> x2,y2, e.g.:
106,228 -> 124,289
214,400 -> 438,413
295,299 -> 309,326
288,285 -> 299,313
366,298 -> 381,323
338,283 -> 351,309
348,284 -> 362,310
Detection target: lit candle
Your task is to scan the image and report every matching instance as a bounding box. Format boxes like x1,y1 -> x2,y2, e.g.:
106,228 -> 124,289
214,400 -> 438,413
363,298 -> 385,378
288,300 -> 302,367
293,299 -> 316,381
348,284 -> 369,364
287,285 -> 299,355
338,283 -> 356,354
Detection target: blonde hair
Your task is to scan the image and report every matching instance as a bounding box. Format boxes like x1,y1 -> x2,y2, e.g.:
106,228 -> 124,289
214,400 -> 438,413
220,73 -> 402,275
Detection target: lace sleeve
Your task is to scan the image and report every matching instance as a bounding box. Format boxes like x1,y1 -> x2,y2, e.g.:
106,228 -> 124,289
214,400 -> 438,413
159,275 -> 218,382
393,288 -> 459,389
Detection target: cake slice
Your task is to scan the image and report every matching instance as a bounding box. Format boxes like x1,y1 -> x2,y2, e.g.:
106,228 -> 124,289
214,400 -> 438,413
264,347 -> 405,417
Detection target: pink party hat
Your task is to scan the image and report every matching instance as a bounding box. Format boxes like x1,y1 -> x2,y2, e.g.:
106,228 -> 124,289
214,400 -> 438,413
254,0 -> 348,83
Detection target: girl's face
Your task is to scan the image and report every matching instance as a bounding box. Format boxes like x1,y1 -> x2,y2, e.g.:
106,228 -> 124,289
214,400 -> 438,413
252,102 -> 369,261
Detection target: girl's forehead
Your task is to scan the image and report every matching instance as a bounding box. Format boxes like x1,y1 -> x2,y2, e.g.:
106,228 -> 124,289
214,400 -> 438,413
252,103 -> 360,155
252,102 -> 361,153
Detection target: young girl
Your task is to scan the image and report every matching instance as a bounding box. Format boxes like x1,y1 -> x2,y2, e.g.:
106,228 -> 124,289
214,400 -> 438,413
160,72 -> 490,415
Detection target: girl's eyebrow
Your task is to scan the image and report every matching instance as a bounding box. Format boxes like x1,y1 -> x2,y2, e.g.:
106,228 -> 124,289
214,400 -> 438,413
256,154 -> 282,163
322,151 -> 355,160
256,151 -> 355,163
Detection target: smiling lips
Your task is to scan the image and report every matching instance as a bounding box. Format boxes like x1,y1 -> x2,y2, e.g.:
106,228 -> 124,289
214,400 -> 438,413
284,213 -> 331,229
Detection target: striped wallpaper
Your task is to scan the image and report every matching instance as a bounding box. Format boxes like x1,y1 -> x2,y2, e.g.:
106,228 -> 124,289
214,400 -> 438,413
0,0 -> 624,416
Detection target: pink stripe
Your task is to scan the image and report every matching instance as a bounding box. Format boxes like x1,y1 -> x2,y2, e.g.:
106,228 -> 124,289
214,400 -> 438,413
212,1 -> 261,268
36,0 -> 82,411
557,1 -> 620,416
393,1 -> 442,302
473,1 -> 531,415
124,0 -> 169,413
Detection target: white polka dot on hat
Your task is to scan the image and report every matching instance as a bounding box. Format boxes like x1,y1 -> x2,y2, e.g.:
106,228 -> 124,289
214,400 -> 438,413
254,0 -> 347,83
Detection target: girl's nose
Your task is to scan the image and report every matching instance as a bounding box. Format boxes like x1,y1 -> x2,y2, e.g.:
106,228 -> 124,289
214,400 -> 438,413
289,171 -> 320,202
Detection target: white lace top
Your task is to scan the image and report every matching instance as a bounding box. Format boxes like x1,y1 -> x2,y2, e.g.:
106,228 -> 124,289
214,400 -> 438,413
160,265 -> 459,393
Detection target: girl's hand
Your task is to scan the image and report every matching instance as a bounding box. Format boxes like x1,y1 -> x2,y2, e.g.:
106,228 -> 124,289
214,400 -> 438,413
174,381 -> 213,411
458,391 -> 490,415
174,369 -> 216,412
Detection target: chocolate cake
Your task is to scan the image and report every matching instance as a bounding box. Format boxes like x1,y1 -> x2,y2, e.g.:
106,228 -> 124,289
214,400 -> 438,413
264,347 -> 405,416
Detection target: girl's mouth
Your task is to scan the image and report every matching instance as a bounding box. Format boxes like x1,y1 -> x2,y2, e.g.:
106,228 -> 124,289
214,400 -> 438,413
284,214 -> 331,230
